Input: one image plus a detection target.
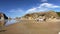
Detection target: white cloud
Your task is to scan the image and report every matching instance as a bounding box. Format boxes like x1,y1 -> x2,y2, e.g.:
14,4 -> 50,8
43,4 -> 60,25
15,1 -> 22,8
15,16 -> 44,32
9,9 -> 23,13
41,0 -> 48,2
26,8 -> 37,13
26,7 -> 48,13
8,9 -> 25,17
27,8 -> 36,12
38,3 -> 60,8
26,3 -> 60,13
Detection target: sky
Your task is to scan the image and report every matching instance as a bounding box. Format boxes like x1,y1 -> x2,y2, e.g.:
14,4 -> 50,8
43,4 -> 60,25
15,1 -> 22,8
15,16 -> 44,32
0,0 -> 60,18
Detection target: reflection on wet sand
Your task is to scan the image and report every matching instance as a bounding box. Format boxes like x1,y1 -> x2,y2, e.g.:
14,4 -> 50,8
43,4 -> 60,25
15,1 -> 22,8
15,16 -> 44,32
0,20 -> 7,32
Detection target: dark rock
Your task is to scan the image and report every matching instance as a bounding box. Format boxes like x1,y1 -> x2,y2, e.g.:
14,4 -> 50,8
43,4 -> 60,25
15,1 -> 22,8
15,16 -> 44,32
0,12 -> 8,19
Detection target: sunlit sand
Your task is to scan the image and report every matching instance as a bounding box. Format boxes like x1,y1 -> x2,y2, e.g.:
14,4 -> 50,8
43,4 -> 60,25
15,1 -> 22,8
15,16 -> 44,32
0,20 -> 60,34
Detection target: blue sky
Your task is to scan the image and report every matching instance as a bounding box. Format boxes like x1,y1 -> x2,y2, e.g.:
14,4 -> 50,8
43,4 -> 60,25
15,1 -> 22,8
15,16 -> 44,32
0,0 -> 60,18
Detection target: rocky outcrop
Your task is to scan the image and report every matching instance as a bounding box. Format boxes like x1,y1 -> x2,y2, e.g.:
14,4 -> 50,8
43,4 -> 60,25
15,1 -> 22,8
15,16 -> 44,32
22,11 -> 59,20
0,12 -> 8,20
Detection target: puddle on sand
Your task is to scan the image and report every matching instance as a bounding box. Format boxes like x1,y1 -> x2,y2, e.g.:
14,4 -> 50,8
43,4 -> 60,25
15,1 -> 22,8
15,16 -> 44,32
5,19 -> 17,26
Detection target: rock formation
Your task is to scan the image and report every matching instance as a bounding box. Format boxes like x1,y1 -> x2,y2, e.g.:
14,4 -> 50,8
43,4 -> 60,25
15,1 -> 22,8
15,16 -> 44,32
0,12 -> 8,20
22,11 -> 59,20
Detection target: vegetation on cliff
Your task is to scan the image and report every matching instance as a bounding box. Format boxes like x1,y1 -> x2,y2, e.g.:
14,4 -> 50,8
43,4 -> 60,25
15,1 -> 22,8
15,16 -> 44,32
56,12 -> 60,16
22,11 -> 59,20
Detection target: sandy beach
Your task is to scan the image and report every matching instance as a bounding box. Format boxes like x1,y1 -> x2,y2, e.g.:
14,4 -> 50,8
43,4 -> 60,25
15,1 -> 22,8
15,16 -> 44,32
0,20 -> 60,34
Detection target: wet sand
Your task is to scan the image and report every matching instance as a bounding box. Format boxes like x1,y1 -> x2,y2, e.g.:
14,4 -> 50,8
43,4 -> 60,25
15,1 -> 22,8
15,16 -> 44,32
0,20 -> 60,34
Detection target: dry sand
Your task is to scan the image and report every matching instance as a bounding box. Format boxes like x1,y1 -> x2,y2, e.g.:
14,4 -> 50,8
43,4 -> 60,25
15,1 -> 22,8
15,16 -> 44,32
0,20 -> 60,34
